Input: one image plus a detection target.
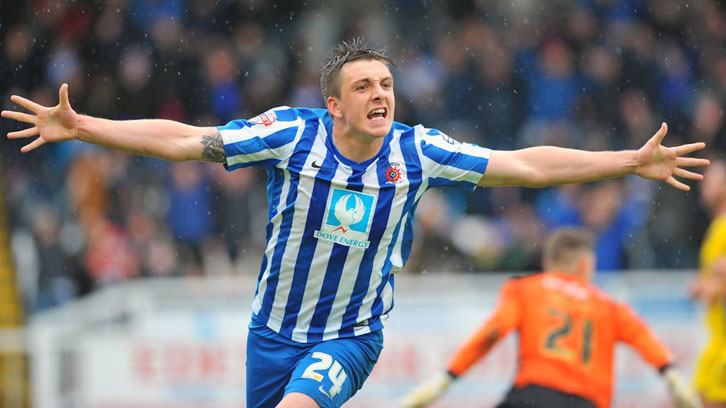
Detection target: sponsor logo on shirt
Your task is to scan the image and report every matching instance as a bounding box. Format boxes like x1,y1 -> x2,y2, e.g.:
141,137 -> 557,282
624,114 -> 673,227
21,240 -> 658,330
249,110 -> 277,126
314,188 -> 376,249
441,133 -> 458,145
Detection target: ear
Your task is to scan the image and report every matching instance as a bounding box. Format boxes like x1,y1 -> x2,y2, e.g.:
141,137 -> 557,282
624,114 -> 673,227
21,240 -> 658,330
575,256 -> 587,275
327,96 -> 342,119
576,253 -> 595,280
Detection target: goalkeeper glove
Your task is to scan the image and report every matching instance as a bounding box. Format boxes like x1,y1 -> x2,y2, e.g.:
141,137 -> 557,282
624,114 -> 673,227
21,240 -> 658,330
663,367 -> 701,408
399,372 -> 455,408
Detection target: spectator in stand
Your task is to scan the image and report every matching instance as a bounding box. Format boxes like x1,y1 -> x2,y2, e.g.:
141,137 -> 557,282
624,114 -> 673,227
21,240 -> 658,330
0,0 -> 721,312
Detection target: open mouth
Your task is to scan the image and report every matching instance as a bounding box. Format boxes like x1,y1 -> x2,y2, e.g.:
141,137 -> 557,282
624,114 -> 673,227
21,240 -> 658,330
367,107 -> 387,121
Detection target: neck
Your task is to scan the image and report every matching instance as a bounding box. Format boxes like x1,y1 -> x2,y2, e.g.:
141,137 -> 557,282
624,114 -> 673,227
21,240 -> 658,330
331,120 -> 385,163
549,267 -> 588,280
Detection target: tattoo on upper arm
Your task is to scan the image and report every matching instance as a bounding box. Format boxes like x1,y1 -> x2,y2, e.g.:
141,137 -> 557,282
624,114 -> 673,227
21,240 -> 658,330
200,130 -> 225,163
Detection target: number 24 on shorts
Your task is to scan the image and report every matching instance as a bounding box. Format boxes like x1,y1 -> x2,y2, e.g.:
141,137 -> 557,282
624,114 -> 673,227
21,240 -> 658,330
302,352 -> 348,398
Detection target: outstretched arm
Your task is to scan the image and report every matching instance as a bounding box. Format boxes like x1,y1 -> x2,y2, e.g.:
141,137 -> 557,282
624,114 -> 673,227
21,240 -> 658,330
399,321 -> 509,408
479,123 -> 709,191
2,84 -> 226,163
615,303 -> 700,408
399,280 -> 521,408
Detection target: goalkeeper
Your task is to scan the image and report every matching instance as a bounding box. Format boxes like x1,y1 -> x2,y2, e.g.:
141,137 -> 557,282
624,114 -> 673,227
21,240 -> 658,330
400,228 -> 699,408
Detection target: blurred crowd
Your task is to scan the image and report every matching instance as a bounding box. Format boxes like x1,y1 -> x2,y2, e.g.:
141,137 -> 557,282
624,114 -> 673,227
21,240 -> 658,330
0,0 -> 724,312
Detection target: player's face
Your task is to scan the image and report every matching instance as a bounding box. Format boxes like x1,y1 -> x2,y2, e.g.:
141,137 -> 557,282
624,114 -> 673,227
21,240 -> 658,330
332,59 -> 395,139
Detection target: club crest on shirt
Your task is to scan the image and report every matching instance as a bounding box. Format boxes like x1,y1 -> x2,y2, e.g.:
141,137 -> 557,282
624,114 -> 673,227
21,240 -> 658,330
314,188 -> 376,249
384,162 -> 403,184
249,110 -> 277,126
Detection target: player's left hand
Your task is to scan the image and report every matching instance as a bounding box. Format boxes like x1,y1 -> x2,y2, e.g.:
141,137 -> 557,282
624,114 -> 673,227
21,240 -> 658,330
634,122 -> 709,191
664,367 -> 702,408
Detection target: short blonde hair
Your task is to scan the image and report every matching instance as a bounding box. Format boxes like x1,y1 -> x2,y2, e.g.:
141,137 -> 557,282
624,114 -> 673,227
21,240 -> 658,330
542,228 -> 595,268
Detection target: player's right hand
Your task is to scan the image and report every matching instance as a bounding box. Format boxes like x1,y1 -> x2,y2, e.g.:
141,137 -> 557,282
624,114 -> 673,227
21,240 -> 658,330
2,83 -> 78,153
633,122 -> 708,191
664,367 -> 702,408
398,372 -> 454,408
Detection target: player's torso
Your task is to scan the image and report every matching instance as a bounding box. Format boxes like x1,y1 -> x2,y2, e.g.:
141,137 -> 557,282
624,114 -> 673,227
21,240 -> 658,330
701,216 -> 726,264
700,215 -> 726,334
254,117 -> 431,342
265,119 -> 425,267
515,273 -> 617,406
228,107 -> 489,341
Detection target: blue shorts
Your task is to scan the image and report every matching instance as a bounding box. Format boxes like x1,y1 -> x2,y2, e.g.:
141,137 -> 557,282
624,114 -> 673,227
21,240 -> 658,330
246,322 -> 384,408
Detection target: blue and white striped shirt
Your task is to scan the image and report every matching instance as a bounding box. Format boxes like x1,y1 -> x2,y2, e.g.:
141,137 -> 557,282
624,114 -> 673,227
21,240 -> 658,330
219,107 -> 490,343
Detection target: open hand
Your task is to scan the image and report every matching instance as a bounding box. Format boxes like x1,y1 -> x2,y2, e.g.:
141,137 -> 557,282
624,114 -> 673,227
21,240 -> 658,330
664,367 -> 702,408
634,123 -> 709,191
399,372 -> 453,408
2,83 -> 78,153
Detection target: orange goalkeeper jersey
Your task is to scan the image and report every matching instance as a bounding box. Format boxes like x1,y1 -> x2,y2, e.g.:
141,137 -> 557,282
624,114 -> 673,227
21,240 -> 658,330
447,272 -> 671,408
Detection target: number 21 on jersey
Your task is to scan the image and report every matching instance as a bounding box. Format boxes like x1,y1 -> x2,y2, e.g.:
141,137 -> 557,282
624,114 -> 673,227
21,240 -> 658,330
543,308 -> 594,366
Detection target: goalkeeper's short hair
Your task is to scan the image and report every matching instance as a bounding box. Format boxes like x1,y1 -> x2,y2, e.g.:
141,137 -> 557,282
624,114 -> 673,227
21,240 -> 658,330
542,228 -> 595,268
